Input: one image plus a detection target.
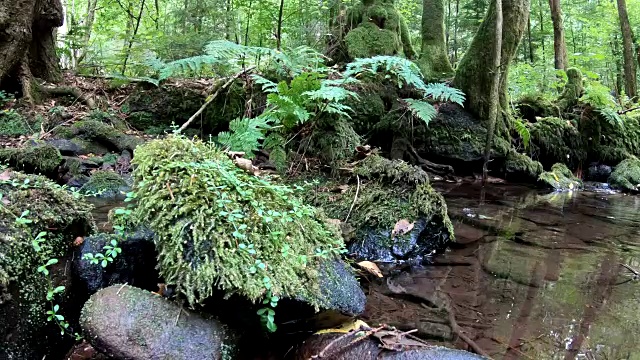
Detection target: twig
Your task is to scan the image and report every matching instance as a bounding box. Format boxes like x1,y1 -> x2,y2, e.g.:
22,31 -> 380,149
344,175 -> 360,223
179,66 -> 256,132
618,106 -> 640,115
166,182 -> 175,200
620,263 -> 640,277
116,283 -> 128,295
175,308 -> 182,326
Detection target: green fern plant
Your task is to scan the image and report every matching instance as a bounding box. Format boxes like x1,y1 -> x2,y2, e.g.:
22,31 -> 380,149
151,41 -> 326,81
513,118 -> 531,150
596,108 -> 624,128
344,56 -> 464,126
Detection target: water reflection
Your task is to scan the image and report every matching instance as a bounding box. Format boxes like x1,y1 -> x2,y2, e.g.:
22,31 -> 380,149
364,184 -> 640,360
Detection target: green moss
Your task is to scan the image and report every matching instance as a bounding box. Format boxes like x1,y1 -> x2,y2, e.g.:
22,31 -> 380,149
131,136 -> 345,306
347,90 -> 386,133
558,68 -> 584,110
503,150 -> 543,181
608,157 -> 640,192
530,117 -> 585,168
0,145 -> 62,174
80,170 -> 127,195
306,118 -> 362,168
0,110 -> 33,136
354,155 -> 429,184
538,163 -> 582,191
343,0 -> 415,59
345,22 -> 399,58
58,120 -> 142,153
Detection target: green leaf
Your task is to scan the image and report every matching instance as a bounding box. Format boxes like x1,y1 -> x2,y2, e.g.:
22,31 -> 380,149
404,99 -> 437,126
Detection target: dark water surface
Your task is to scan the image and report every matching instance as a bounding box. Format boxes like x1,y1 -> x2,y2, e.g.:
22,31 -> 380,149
364,183 -> 640,360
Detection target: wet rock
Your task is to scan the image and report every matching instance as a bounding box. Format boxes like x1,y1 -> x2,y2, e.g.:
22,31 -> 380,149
538,163 -> 582,191
47,138 -> 83,156
64,340 -> 109,360
453,222 -> 486,245
81,285 -> 237,360
609,157 -> 640,193
0,143 -> 62,175
315,259 -> 366,316
79,169 -> 131,198
348,217 -> 450,263
586,163 -> 612,183
74,228 -> 159,295
295,333 -> 487,359
55,120 -> 143,153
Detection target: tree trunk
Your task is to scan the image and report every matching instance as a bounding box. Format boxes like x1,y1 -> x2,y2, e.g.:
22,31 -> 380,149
76,0 -> 98,65
482,0 -> 502,184
276,0 -> 284,50
527,13 -> 534,63
452,0 -> 529,132
616,0 -> 637,98
418,0 -> 454,78
0,0 -> 63,99
548,0 -> 568,70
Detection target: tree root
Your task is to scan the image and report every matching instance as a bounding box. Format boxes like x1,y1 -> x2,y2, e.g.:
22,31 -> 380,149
38,84 -> 96,108
405,142 -> 455,176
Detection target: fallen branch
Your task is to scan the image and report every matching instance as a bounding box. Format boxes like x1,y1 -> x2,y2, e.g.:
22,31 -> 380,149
179,66 -> 256,132
405,142 -> 455,176
618,107 -> 640,115
620,263 -> 640,277
39,85 -> 96,108
344,175 -> 360,223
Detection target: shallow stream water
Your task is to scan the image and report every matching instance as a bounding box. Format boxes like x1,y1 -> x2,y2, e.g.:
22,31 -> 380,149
86,184 -> 640,359
364,183 -> 640,360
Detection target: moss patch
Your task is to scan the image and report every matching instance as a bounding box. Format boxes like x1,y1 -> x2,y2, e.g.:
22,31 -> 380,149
80,170 -> 128,196
131,136 -> 345,305
530,116 -> 585,169
502,150 -> 543,182
0,144 -> 62,174
608,157 -> 640,192
55,120 -> 142,153
538,163 -> 582,191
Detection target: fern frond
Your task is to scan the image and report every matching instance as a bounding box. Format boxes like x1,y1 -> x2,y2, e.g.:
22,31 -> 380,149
344,56 -> 427,91
424,83 -> 466,105
513,118 -> 531,149
159,55 -> 220,80
404,99 -> 437,126
597,108 -> 624,128
217,117 -> 271,155
251,75 -> 278,93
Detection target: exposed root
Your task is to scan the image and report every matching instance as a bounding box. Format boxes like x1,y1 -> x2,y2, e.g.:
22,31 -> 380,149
19,57 -> 35,105
405,141 -> 455,176
39,84 -> 96,108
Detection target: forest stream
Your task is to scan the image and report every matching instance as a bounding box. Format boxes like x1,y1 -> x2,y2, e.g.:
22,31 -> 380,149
85,183 -> 640,360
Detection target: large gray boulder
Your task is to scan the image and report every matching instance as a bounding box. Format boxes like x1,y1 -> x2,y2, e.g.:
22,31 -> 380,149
81,285 -> 237,360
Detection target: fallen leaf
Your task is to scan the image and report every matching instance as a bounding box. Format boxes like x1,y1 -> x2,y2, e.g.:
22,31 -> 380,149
315,319 -> 371,334
357,261 -> 383,278
73,237 -> 84,247
391,219 -> 414,238
0,169 -> 11,181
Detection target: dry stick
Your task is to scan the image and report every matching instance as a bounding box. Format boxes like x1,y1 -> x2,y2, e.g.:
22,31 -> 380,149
179,66 -> 256,132
620,263 -> 640,276
344,175 -> 360,223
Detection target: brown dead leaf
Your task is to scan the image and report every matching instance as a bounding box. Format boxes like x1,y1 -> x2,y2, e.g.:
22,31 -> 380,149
0,169 -> 11,181
357,261 -> 383,278
391,219 -> 414,238
73,237 -> 84,247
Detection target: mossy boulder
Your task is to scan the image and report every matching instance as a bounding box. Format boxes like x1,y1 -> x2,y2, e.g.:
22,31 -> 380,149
516,94 -> 560,122
81,284 -> 237,360
343,0 -> 415,59
558,68 -> 584,110
530,117 -> 585,169
608,157 -> 640,192
131,136 -> 347,309
55,120 -> 142,154
502,150 -> 543,182
80,170 -> 130,198
538,163 -> 582,191
0,170 -> 95,359
0,144 -> 62,175
309,155 -> 454,263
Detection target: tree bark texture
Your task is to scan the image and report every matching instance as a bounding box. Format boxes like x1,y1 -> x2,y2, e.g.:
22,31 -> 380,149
548,0 -> 567,70
482,0 -> 502,184
452,0 -> 529,131
419,0 -> 454,78
0,0 -> 63,95
616,0 -> 637,98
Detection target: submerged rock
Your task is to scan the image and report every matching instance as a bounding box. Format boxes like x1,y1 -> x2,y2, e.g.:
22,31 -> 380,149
74,228 -> 159,294
316,259 -> 366,316
538,163 -> 582,191
295,333 -> 487,359
81,285 -> 237,360
0,170 -> 95,360
609,157 -> 640,192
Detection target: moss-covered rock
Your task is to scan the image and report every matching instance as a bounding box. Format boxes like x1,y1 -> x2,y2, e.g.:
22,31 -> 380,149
502,150 -> 543,182
0,144 -> 62,175
131,136 -> 346,307
558,68 -> 584,110
309,155 -> 453,263
516,94 -> 561,122
0,170 -> 95,359
608,157 -> 640,192
538,163 -> 582,191
80,170 -> 129,197
55,120 -> 142,154
530,116 -> 585,169
343,0 -> 415,59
